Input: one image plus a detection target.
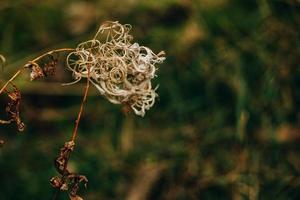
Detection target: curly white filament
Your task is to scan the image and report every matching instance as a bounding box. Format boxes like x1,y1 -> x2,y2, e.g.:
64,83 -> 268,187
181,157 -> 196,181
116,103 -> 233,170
66,21 -> 165,117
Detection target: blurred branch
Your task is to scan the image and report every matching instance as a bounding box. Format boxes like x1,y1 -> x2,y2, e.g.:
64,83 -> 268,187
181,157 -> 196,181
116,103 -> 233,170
126,163 -> 167,200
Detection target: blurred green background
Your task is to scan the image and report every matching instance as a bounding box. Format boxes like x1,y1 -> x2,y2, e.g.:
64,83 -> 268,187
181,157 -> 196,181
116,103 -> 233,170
1,0 -> 300,199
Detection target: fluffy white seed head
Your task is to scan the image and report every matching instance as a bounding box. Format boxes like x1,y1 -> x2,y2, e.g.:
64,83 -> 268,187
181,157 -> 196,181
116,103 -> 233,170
66,21 -> 165,116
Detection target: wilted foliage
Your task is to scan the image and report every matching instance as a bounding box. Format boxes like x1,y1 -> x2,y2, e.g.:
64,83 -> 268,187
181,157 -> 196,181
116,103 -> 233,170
0,83 -> 24,131
28,53 -> 59,80
51,141 -> 88,199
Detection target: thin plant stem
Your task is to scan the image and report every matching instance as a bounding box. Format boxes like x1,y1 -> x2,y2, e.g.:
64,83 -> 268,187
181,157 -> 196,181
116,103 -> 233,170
71,64 -> 91,142
0,68 -> 22,94
31,48 -> 74,63
51,60 -> 90,200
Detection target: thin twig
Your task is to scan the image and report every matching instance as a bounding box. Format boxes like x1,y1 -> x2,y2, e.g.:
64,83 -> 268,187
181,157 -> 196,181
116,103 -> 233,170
51,58 -> 90,200
0,68 -> 22,94
31,48 -> 74,63
71,63 -> 90,142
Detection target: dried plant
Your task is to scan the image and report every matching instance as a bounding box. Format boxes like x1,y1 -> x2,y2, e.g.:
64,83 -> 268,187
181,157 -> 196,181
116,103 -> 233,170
66,21 -> 165,116
50,141 -> 88,199
0,21 -> 165,199
1,83 -> 25,131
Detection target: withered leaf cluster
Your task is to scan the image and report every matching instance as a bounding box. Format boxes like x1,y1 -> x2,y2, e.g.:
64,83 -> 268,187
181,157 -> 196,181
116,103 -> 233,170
50,141 -> 88,200
27,54 -> 58,81
0,84 -> 25,131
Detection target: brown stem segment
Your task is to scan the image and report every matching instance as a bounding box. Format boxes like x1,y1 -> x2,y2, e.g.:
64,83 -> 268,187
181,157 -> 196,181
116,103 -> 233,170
51,58 -> 90,200
71,65 -> 90,142
0,69 -> 22,95
31,48 -> 74,63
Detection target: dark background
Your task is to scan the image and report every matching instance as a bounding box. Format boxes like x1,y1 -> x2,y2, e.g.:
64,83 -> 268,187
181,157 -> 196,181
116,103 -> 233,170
1,0 -> 300,199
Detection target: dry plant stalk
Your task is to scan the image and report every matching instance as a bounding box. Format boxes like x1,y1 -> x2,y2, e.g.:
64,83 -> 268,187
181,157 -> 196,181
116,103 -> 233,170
0,21 -> 165,199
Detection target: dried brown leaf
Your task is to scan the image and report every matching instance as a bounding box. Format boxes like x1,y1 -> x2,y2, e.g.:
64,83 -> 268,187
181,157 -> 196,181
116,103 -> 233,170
54,141 -> 75,175
27,62 -> 45,81
43,54 -> 58,76
3,84 -> 25,131
51,141 -> 87,198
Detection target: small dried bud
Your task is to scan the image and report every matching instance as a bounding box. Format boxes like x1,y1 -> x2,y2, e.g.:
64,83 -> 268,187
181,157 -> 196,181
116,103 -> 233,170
43,62 -> 56,76
65,141 -> 75,150
60,183 -> 69,191
16,120 -> 25,132
28,62 -> 44,80
50,176 -> 62,188
43,55 -> 58,76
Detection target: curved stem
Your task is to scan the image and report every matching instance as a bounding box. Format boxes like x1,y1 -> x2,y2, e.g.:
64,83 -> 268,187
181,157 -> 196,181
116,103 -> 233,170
31,48 -> 74,63
0,48 -> 75,95
0,68 -> 22,94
